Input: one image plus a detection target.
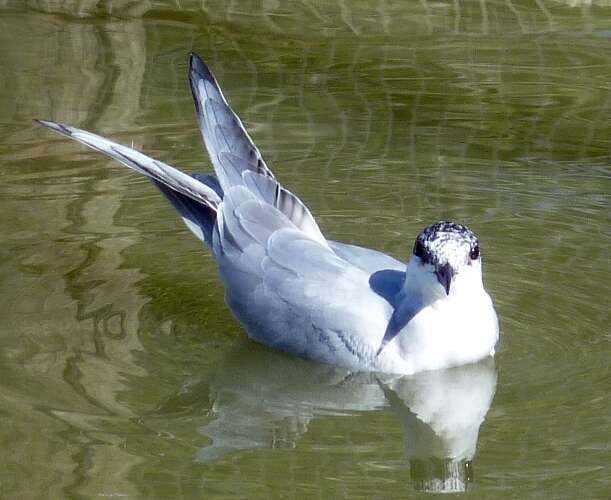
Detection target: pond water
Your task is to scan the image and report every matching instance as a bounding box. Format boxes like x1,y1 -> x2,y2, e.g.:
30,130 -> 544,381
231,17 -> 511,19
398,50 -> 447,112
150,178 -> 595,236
0,1 -> 609,498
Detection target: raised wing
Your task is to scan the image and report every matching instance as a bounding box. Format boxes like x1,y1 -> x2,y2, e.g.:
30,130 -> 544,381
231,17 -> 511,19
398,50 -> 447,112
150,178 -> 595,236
36,120 -> 221,210
189,53 -> 328,247
189,52 -> 274,189
242,171 -> 327,247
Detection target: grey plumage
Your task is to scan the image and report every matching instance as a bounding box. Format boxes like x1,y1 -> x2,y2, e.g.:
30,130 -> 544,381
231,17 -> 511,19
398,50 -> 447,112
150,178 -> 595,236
37,53 -> 498,375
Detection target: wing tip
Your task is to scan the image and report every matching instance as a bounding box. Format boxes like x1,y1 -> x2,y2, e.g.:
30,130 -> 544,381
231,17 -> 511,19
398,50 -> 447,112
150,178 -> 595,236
189,52 -> 219,115
189,52 -> 215,84
35,119 -> 73,137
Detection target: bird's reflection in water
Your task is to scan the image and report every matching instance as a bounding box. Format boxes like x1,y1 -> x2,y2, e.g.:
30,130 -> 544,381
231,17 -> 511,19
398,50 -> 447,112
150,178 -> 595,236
197,345 -> 497,493
380,361 -> 496,492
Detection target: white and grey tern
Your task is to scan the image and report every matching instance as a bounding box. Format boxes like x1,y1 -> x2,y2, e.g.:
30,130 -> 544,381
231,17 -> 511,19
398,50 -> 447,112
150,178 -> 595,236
38,53 -> 499,374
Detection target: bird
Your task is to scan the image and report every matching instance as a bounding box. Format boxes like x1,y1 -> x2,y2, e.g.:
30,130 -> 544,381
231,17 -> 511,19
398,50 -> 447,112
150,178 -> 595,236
37,52 -> 499,375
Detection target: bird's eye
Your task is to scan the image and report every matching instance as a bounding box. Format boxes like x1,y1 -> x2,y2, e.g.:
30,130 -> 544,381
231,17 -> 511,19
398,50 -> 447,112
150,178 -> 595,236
470,245 -> 480,260
413,240 -> 425,259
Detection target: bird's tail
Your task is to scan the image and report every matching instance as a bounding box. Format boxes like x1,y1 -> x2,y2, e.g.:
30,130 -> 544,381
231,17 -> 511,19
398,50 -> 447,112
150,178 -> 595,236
36,120 -> 223,247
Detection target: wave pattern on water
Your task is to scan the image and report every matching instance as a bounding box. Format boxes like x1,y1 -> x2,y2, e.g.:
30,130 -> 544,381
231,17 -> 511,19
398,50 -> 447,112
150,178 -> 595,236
0,1 -> 609,498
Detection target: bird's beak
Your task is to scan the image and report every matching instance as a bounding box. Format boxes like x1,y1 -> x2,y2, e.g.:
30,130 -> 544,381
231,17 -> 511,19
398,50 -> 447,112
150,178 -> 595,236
435,263 -> 454,295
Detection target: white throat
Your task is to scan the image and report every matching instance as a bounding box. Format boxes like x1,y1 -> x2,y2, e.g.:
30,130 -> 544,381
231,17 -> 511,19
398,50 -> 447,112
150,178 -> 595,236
377,255 -> 497,374
401,256 -> 485,306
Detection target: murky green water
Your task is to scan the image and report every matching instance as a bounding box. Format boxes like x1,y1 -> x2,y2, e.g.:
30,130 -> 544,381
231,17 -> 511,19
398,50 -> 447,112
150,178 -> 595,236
1,1 -> 609,498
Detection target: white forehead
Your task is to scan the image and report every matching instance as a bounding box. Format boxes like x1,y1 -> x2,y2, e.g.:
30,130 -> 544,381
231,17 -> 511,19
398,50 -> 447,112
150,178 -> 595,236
426,233 -> 472,268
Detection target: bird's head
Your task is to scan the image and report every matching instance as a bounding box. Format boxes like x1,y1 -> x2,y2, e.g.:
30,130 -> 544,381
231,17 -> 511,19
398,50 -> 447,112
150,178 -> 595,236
407,222 -> 482,298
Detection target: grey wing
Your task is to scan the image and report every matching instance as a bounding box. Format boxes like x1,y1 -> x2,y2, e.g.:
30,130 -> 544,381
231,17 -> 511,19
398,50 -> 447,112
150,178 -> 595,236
36,120 -> 222,210
328,241 -> 404,274
213,185 -> 300,305
213,188 -> 391,361
241,171 -> 328,247
189,52 -> 274,190
257,228 -> 392,363
190,53 -> 328,247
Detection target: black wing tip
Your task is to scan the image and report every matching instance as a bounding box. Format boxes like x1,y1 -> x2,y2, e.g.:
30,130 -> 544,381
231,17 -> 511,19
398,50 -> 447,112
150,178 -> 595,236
35,119 -> 73,136
34,118 -> 56,129
189,52 -> 215,83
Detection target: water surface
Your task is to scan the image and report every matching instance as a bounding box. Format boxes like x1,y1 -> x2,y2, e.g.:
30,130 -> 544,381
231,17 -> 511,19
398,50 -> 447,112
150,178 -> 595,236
0,1 -> 609,498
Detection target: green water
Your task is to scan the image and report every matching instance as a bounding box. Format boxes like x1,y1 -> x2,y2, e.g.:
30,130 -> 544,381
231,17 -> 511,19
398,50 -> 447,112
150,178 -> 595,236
1,1 -> 609,498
